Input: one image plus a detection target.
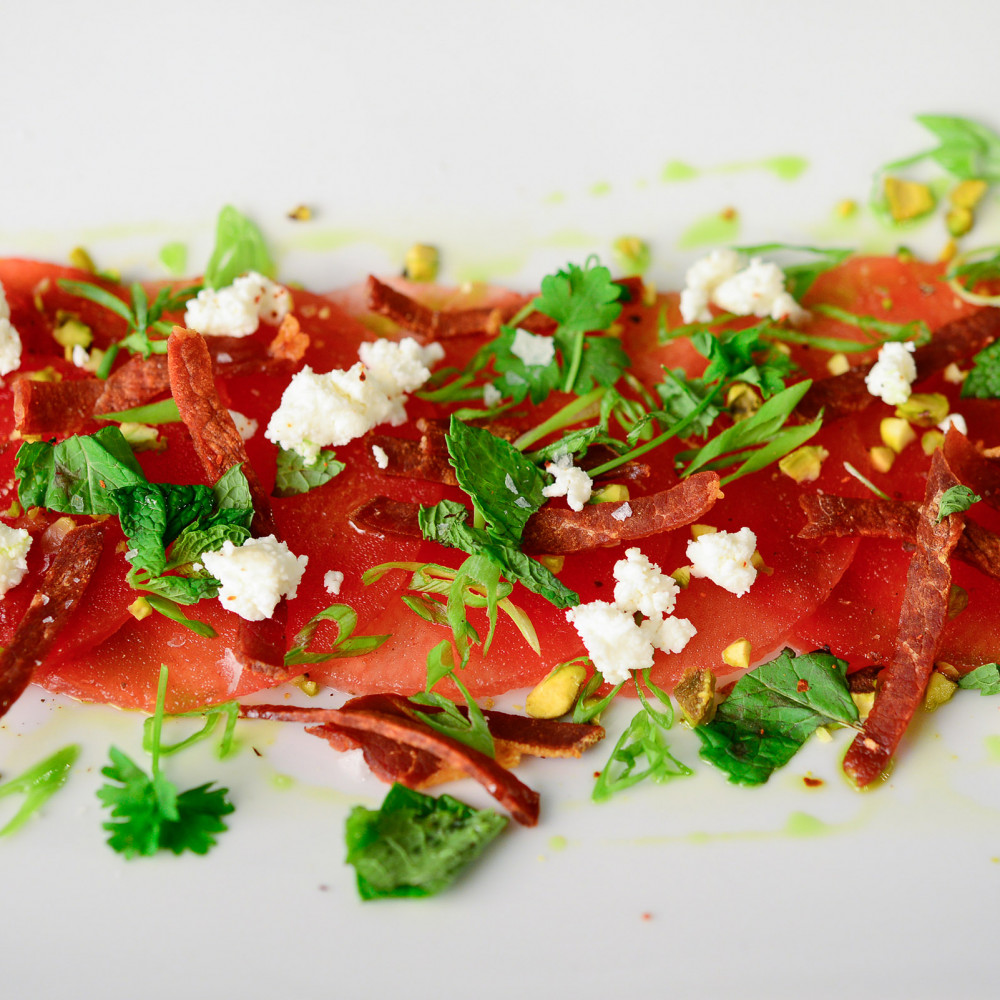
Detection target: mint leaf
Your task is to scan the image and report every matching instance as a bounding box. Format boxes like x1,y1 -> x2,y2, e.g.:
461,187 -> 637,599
937,484 -> 981,521
167,522 -> 250,568
16,426 -> 146,515
446,416 -> 545,546
211,465 -> 253,524
273,448 -> 345,497
958,663 -> 1000,696
204,205 -> 276,289
961,339 -> 1000,400
345,783 -> 507,900
696,648 -> 859,785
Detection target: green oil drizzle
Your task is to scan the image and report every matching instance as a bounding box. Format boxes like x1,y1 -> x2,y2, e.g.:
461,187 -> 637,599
983,734 -> 1000,762
761,155 -> 809,181
661,160 -> 699,182
270,772 -> 296,791
548,834 -> 568,851
677,211 -> 741,249
543,191 -> 566,205
661,155 -> 808,184
784,810 -> 830,838
589,181 -> 612,197
159,242 -> 188,275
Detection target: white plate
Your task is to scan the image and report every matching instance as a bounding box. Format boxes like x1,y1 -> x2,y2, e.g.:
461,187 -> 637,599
3,4 -> 1000,998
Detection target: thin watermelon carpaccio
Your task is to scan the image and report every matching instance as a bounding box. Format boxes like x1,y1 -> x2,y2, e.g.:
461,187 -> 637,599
0,256 -> 996,714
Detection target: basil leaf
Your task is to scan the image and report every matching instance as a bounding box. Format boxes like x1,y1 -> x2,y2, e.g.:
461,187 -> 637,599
273,448 -> 345,497
345,783 -> 507,900
204,205 -> 276,289
696,648 -> 859,785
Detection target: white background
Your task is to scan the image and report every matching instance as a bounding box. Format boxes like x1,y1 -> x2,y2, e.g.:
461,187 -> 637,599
3,3 -> 1000,998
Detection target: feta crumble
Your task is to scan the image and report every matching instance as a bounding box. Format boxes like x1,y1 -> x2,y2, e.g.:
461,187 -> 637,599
482,383 -> 503,408
228,409 -> 258,441
372,444 -> 389,469
510,328 -> 556,367
324,570 -> 344,596
0,522 -> 32,598
542,454 -> 593,512
184,271 -> 291,337
265,337 -> 443,463
679,250 -> 807,325
686,526 -> 758,596
938,412 -> 967,435
0,280 -> 23,376
565,546 -> 695,684
201,535 -> 307,621
611,502 -> 632,521
865,341 -> 917,406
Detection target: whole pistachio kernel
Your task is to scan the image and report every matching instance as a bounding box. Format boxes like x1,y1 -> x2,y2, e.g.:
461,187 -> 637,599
526,661 -> 589,719
612,235 -> 651,275
880,417 -> 916,454
895,392 -> 949,427
727,382 -> 761,422
869,445 -> 895,473
778,445 -> 829,484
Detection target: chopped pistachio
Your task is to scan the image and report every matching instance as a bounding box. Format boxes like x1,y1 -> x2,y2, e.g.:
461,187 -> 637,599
851,691 -> 875,721
894,392 -> 949,427
127,596 -> 152,621
591,483 -> 629,504
895,246 -> 916,263
946,206 -> 974,238
942,362 -> 966,384
68,246 -> 97,273
670,565 -> 692,589
673,667 -> 716,726
727,382 -> 762,422
947,584 -> 968,620
938,239 -> 958,263
21,366 -> 62,383
778,444 -> 829,483
287,204 -> 313,222
721,638 -> 751,670
836,198 -> 858,219
612,235 -> 651,275
292,674 -> 321,697
690,523 -> 717,540
869,446 -> 895,473
950,179 -> 988,210
526,661 -> 588,719
880,417 -> 916,454
641,280 -> 657,307
934,661 -> 961,682
750,550 -> 773,575
2,500 -> 21,518
119,422 -> 166,453
884,177 -> 935,222
921,429 -> 945,456
826,352 -> 851,376
52,312 -> 93,361
404,243 -> 440,283
537,554 -> 565,574
923,671 -> 957,712
771,341 -> 792,357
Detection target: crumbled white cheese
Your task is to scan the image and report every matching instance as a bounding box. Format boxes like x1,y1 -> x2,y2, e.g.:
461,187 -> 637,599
372,444 -> 389,469
613,547 -> 679,618
265,337 -> 442,463
679,250 -> 807,325
482,383 -> 503,408
504,473 -> 518,493
0,522 -> 32,598
938,412 -> 967,435
686,526 -> 758,596
565,546 -> 695,683
611,502 -> 632,521
201,535 -> 307,621
71,344 -> 90,368
864,341 -> 917,406
0,282 -> 23,376
542,454 -> 593,512
510,328 -> 556,367
228,409 -> 258,441
184,271 -> 291,337
324,570 -> 344,596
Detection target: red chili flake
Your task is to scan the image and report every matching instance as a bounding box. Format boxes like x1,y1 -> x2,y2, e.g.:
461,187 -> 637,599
796,679 -> 810,692
803,776 -> 824,788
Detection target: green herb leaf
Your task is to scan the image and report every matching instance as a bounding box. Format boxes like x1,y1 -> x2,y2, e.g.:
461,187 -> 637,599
691,322 -> 793,399
912,114 -> 1000,182
937,484 -> 981,521
95,399 -> 182,424
593,710 -> 691,802
958,663 -> 1000,696
489,325 -> 562,404
273,448 -> 345,497
284,603 -> 389,666
533,258 -> 623,336
961,339 -> 1000,399
345,782 -> 507,900
0,745 -> 79,837
143,594 -> 219,636
695,648 -> 858,785
204,205 -> 276,289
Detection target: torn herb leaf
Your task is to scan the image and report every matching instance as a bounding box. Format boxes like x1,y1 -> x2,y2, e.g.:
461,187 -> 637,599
204,205 -> 276,289
695,647 -> 858,785
284,602 -> 389,666
937,484 -> 981,521
961,338 -> 1000,399
958,663 -> 1000,696
273,447 -> 345,497
0,745 -> 79,837
345,782 -> 507,900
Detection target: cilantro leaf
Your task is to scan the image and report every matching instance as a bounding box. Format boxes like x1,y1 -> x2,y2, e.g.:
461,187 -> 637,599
533,258 -> 623,335
961,339 -> 1000,399
651,368 -> 721,437
696,648 -> 859,785
560,333 -> 631,395
204,205 -> 276,289
958,663 -> 1000,696
273,448 -> 345,497
937,484 -> 981,521
489,326 -> 562,404
156,783 -> 235,855
16,426 -> 146,515
691,323 -> 792,399
345,783 -> 507,900
446,416 -> 546,546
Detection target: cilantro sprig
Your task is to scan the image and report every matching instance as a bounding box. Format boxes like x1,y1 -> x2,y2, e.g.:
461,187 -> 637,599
98,666 -> 235,857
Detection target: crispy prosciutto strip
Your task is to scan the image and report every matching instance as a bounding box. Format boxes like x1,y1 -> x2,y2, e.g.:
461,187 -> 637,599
349,472 -> 722,554
798,493 -> 1000,581
797,307 -> 1000,421
842,450 -> 965,787
167,326 -> 288,678
241,697 -> 547,825
0,522 -> 104,718
13,378 -> 104,435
